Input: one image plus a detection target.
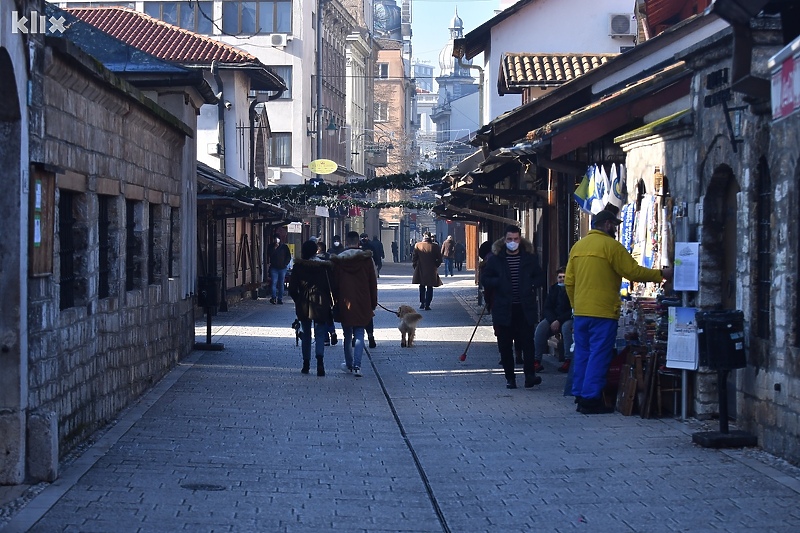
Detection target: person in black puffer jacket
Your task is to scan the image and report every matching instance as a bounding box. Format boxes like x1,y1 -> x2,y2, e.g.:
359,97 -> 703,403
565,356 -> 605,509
288,240 -> 334,376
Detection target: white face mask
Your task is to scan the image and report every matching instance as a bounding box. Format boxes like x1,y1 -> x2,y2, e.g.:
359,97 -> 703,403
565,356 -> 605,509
275,238 -> 280,244
333,241 -> 340,246
506,241 -> 519,252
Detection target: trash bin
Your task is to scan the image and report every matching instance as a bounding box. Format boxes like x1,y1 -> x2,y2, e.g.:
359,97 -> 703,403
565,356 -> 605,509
198,275 -> 220,308
695,310 -> 746,370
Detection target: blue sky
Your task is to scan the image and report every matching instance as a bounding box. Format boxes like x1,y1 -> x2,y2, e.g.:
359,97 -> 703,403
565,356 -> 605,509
411,0 -> 501,77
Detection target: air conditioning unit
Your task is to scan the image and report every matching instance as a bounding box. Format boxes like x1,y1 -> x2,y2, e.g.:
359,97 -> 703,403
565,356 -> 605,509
267,167 -> 282,182
269,33 -> 288,48
608,13 -> 636,37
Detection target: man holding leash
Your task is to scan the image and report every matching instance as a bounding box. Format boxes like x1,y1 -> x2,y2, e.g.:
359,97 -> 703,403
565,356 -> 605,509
481,225 -> 545,390
566,209 -> 673,414
331,231 -> 378,377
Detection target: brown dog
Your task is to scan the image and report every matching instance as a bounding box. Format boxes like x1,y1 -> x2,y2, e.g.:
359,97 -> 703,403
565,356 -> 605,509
397,305 -> 423,347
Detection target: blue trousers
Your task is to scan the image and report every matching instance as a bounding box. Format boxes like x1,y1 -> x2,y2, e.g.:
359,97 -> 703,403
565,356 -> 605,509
300,320 -> 328,363
270,267 -> 287,300
571,316 -> 618,400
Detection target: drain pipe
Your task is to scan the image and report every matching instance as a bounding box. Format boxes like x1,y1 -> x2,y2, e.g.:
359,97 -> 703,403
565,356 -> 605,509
211,61 -> 226,174
458,58 -> 484,127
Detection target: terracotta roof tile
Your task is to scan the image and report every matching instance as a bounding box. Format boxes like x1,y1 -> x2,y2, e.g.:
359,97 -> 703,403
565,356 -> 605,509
66,7 -> 259,64
502,53 -> 618,88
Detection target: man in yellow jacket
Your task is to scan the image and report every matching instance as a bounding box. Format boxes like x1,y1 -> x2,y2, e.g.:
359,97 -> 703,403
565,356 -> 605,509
565,209 -> 673,414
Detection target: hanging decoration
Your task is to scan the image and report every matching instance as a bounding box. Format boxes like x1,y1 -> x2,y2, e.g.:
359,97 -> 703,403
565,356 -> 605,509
233,169 -> 446,208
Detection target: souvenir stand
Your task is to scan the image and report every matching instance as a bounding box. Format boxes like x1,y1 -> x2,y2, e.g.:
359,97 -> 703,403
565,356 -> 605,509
610,169 -> 681,416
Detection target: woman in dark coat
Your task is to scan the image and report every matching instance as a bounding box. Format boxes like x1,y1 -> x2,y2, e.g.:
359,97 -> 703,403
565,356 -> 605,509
412,233 -> 443,310
288,240 -> 334,376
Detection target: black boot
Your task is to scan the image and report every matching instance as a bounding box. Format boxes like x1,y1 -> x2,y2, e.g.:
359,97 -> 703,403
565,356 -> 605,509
316,356 -> 325,376
368,336 -> 377,349
301,360 -> 310,374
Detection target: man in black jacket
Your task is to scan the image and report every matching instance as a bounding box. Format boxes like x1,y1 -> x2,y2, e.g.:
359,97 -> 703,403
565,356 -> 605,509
533,267 -> 574,373
268,234 -> 292,304
481,225 -> 545,389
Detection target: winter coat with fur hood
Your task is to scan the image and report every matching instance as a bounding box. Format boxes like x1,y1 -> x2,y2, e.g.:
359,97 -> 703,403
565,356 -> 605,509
481,237 -> 545,327
288,257 -> 334,322
330,248 -> 378,327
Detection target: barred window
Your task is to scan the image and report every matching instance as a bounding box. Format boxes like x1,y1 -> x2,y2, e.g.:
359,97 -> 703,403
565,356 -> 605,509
169,207 -> 179,279
98,195 -> 111,298
59,191 -> 76,309
756,156 -> 771,338
148,204 -> 162,284
125,200 -> 143,291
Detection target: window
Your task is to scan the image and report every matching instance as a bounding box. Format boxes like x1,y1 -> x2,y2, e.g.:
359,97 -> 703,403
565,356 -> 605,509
376,63 -> 389,79
169,207 -> 179,278
144,2 -> 213,34
266,65 -> 292,99
59,191 -> 76,309
374,102 -> 389,122
222,0 -> 292,35
756,156 -> 771,338
125,200 -> 143,291
148,204 -> 162,285
98,195 -> 111,298
269,133 -> 292,166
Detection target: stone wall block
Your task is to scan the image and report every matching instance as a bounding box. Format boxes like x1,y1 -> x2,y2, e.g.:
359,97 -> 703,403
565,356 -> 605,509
27,411 -> 58,482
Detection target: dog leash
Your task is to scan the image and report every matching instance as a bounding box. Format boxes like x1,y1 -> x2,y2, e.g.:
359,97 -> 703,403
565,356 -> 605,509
376,302 -> 398,314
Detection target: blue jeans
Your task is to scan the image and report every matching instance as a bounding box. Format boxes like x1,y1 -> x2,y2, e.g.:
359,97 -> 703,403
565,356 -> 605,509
534,318 -> 573,363
443,258 -> 454,276
342,326 -> 365,369
300,319 -> 328,362
270,267 -> 287,300
571,316 -> 618,400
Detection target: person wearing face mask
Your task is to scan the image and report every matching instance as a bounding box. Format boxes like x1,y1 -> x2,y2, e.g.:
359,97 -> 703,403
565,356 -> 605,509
565,209 -> 673,414
481,225 -> 545,390
329,236 -> 345,256
533,267 -> 574,374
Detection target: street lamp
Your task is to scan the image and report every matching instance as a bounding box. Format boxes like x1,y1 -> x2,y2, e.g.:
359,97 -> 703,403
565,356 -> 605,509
307,108 -> 338,137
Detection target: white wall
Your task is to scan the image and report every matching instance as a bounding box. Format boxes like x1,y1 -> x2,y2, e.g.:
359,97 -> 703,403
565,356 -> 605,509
449,91 -> 479,142
481,0 -> 636,122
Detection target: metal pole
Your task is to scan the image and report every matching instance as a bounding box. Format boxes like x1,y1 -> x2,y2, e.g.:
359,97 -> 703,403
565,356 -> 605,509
680,205 -> 689,421
316,0 -> 323,163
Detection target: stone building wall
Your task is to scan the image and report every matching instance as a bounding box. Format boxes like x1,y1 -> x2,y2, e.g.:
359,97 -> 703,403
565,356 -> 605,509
25,45 -> 195,461
678,24 -> 800,464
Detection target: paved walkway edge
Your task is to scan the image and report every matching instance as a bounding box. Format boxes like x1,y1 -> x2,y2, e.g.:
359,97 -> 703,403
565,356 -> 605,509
1,350 -> 204,533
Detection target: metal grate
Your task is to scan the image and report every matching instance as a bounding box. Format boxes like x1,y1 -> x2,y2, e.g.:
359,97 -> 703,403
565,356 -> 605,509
148,206 -> 156,284
125,200 -> 137,291
168,207 -> 176,278
59,192 -> 76,309
98,196 -> 110,298
756,157 -> 771,339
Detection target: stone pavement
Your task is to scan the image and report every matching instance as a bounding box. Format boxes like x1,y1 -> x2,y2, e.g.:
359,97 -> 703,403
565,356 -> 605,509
3,262 -> 800,532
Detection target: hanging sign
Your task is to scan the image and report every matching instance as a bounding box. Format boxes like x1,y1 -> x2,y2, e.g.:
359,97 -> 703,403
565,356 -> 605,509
308,159 -> 337,175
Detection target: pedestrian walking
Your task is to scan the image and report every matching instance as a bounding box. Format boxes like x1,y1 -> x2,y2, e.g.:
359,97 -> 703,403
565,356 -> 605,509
412,233 -> 442,310
331,231 -> 378,377
481,225 -> 546,390
370,235 -> 385,276
391,241 -> 399,262
329,235 -> 345,256
533,266 -> 574,374
358,233 -> 379,348
288,240 -> 334,376
316,241 -> 338,346
565,209 -> 673,414
454,241 -> 466,271
267,234 -> 291,304
441,235 -> 455,277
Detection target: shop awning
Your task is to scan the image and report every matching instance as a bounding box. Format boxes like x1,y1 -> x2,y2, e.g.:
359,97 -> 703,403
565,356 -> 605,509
197,162 -> 287,222
518,62 -> 691,159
